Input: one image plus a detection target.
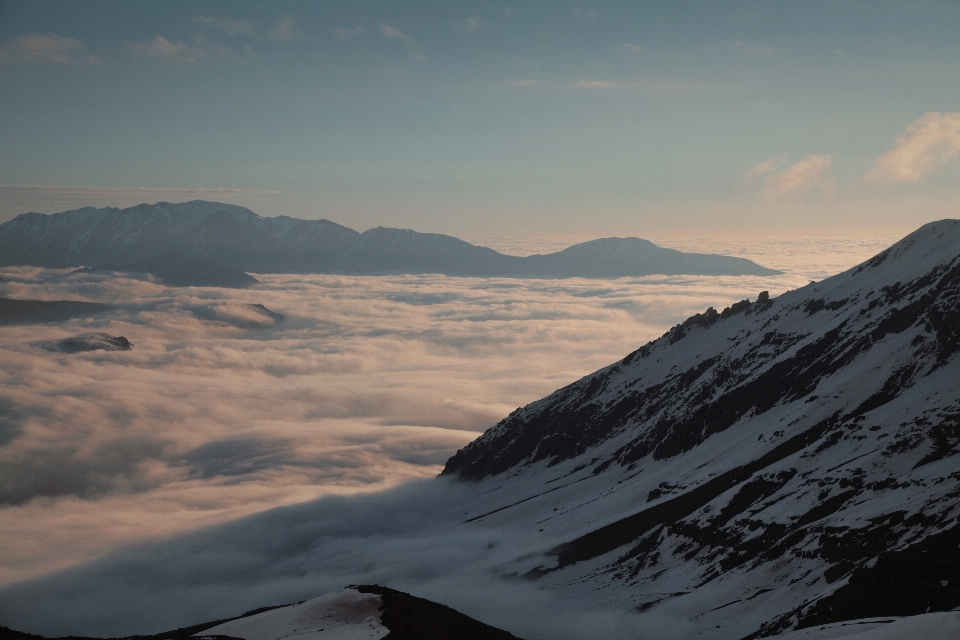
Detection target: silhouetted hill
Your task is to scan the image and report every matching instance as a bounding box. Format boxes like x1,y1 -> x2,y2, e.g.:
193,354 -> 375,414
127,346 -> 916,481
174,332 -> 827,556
0,201 -> 780,278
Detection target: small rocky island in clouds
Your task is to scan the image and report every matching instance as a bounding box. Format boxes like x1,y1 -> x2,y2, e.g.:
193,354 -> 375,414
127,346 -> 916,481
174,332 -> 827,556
0,200 -> 780,279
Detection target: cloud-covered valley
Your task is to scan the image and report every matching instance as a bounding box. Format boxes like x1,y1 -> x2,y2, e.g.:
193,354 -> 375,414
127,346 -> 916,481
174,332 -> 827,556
0,236 -> 895,596
0,278 -> 765,583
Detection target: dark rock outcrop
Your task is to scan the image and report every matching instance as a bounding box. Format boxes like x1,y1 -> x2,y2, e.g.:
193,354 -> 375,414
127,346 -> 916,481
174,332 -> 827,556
36,333 -> 132,353
356,585 -> 522,640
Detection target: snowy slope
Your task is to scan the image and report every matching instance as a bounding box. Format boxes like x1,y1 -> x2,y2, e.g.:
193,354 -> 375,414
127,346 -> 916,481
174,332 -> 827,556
442,219 -> 960,638
773,612 -> 960,640
200,589 -> 388,640
198,585 -> 523,640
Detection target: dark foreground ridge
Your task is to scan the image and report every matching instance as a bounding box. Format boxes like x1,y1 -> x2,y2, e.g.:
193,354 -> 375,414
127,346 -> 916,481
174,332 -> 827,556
0,200 -> 781,278
355,585 -> 523,640
0,604 -> 290,640
0,585 -> 522,640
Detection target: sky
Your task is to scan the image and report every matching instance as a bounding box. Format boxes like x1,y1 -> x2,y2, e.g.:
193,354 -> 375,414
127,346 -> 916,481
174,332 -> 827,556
1,0 -> 959,236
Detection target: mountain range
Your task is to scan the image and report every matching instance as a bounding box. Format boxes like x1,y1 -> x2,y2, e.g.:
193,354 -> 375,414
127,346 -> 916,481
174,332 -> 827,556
0,201 -> 779,278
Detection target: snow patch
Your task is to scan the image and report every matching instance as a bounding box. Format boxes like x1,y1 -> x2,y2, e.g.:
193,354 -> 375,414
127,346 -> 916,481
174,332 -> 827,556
200,588 -> 387,640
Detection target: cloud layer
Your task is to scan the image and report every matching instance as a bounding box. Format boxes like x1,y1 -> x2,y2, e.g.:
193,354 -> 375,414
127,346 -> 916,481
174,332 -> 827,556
0,479 -> 685,640
0,234 -> 907,638
762,155 -> 833,197
0,257 -> 824,588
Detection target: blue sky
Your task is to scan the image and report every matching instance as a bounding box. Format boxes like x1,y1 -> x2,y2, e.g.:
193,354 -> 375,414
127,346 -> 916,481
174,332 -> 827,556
1,1 -> 959,235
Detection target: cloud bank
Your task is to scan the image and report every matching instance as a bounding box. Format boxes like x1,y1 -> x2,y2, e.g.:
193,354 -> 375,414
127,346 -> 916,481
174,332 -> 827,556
0,479 -> 691,640
0,260 -> 816,588
128,35 -> 232,65
865,111 -> 960,185
0,234 -> 905,638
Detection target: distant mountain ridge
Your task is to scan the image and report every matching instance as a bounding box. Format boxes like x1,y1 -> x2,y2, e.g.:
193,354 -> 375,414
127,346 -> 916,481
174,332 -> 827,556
0,201 -> 780,278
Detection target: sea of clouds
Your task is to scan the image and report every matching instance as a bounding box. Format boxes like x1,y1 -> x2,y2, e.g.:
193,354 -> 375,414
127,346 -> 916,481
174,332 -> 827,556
0,234 -> 900,638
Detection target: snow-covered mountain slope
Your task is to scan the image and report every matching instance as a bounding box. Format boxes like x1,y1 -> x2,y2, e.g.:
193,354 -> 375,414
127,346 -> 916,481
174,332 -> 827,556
0,201 -> 779,277
200,585 -> 523,640
443,219 -> 960,638
773,612 -> 960,640
200,588 -> 388,640
0,585 -> 523,640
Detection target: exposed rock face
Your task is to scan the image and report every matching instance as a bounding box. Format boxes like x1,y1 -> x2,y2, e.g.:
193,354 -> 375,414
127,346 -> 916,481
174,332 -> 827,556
36,333 -> 132,353
190,302 -> 284,329
443,219 -> 960,638
356,584 -> 523,640
0,200 -> 780,278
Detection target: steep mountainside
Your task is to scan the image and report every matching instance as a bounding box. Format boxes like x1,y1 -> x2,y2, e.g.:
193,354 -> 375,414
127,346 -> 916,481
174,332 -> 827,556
0,201 -> 779,277
444,219 -> 960,638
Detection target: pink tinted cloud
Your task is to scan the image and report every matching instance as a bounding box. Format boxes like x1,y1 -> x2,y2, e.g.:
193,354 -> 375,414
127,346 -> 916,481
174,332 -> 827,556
0,266 -> 805,584
865,112 -> 960,185
762,155 -> 834,197
0,34 -> 101,65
